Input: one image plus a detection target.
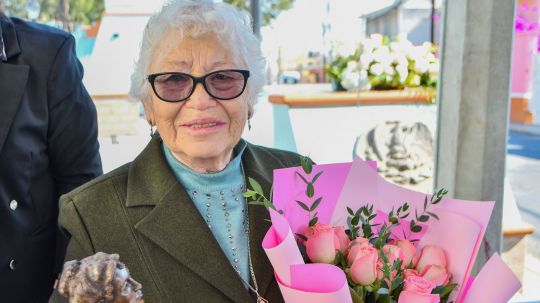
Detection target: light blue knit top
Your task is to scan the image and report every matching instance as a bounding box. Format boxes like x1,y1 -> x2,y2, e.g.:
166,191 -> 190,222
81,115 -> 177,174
162,140 -> 250,285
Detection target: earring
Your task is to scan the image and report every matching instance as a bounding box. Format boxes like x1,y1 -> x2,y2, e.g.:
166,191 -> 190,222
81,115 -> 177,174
248,119 -> 252,131
149,124 -> 156,137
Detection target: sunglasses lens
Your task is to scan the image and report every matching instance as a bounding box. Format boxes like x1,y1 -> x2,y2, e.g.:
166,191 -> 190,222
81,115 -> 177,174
153,73 -> 193,101
205,70 -> 246,100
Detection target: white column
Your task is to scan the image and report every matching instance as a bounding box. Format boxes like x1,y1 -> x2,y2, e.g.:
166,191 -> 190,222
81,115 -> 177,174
435,0 -> 516,267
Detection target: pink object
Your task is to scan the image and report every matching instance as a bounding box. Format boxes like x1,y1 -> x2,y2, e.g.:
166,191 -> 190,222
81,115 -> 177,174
262,209 -> 352,303
262,209 -> 304,285
277,264 -> 353,303
398,291 -> 440,303
461,276 -> 475,300
266,158 -> 519,302
462,254 -> 521,303
512,32 -> 539,94
272,161 -> 376,235
333,158 -> 495,301
305,224 -> 338,264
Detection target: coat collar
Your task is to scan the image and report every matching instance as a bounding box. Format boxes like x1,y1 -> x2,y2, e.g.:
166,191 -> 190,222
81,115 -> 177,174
0,14 -> 27,155
0,14 -> 22,60
126,135 -> 276,301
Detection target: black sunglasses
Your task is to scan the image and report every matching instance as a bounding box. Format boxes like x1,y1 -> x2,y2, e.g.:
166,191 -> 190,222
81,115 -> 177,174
147,69 -> 250,102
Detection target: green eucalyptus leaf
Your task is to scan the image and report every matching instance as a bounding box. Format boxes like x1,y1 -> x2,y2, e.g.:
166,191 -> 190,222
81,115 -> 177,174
309,216 -> 318,227
411,225 -> 422,233
306,183 -> 315,198
312,171 -> 324,184
248,177 -> 263,195
301,156 -> 313,174
351,215 -> 360,226
347,207 -> 355,216
418,215 -> 430,222
363,207 -> 370,216
311,197 -> 323,211
295,233 -> 308,241
426,211 -> 440,220
295,172 -> 309,184
296,200 -> 310,211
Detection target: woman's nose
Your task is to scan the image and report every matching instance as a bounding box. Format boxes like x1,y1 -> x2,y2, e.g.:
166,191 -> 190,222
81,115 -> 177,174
187,82 -> 216,110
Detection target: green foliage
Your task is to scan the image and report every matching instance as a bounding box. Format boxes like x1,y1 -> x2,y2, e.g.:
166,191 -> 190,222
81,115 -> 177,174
326,48 -> 360,89
224,0 -> 295,26
4,0 -> 104,25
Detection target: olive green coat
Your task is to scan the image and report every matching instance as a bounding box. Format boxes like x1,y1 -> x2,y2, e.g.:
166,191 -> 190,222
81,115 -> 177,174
51,136 -> 302,302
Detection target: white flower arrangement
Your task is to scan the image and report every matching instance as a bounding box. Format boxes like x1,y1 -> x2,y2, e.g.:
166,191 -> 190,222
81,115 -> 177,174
327,33 -> 439,91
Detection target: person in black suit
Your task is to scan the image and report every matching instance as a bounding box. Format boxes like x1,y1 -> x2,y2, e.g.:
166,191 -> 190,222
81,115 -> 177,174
0,9 -> 102,302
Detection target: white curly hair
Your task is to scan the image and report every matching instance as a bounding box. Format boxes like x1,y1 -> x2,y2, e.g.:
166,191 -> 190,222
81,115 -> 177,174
129,0 -> 266,107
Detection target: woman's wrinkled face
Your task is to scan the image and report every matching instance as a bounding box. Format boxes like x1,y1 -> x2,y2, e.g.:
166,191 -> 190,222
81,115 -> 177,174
113,267 -> 143,303
145,34 -> 251,171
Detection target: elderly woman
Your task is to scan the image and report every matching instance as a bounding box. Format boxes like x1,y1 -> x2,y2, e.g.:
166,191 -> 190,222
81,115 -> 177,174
51,1 -> 299,302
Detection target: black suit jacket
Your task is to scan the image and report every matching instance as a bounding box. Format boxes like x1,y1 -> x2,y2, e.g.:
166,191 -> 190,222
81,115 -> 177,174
0,15 -> 102,302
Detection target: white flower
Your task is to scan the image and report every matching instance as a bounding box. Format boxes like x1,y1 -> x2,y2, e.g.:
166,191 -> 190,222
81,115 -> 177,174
346,60 -> 359,70
370,62 -> 394,76
370,63 -> 384,76
372,46 -> 392,65
342,66 -> 369,91
392,52 -> 409,66
396,64 -> 409,82
370,34 -> 384,46
414,58 -> 430,74
360,53 -> 374,70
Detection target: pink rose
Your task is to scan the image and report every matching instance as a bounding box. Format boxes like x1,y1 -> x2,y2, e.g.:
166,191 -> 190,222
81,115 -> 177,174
398,291 -> 440,303
416,246 -> 447,273
350,245 -> 379,285
306,224 -> 338,263
420,265 -> 450,286
346,237 -> 370,264
404,275 -> 435,294
333,227 -> 351,254
403,269 -> 419,279
382,244 -> 405,267
395,239 -> 417,268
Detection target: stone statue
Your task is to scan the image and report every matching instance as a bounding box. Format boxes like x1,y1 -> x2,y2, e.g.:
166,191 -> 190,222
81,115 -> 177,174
353,121 -> 434,190
56,252 -> 143,303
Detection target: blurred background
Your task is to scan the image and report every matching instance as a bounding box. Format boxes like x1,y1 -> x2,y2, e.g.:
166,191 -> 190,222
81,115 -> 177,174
3,0 -> 539,301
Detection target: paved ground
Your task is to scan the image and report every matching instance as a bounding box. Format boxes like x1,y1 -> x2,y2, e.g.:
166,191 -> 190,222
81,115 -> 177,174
507,131 -> 540,257
506,130 -> 540,302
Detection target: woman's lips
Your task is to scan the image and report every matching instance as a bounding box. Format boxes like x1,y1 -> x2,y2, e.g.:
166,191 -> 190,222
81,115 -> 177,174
181,118 -> 226,133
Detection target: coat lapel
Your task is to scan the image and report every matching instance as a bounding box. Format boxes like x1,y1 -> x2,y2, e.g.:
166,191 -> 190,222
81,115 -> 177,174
242,145 -> 280,298
126,136 -> 252,303
0,64 -> 28,155
0,16 -> 27,155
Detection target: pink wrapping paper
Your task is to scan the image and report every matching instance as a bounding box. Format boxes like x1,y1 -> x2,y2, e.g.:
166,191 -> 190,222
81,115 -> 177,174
267,158 -> 519,303
462,254 -> 521,303
262,209 -> 352,303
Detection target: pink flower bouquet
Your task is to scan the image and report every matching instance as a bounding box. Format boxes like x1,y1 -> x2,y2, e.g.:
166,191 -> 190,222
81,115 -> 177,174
244,157 -> 521,303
